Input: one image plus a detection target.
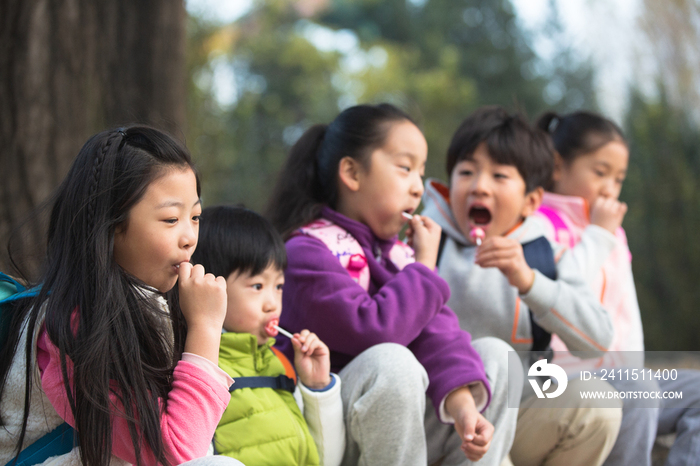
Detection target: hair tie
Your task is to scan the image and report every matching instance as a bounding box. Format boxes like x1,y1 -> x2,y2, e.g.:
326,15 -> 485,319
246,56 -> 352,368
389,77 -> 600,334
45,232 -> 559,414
548,116 -> 560,133
116,128 -> 128,150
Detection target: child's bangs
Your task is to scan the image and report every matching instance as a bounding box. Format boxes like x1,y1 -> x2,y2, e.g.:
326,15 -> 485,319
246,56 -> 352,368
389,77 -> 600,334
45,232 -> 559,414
483,129 -> 524,169
240,236 -> 288,277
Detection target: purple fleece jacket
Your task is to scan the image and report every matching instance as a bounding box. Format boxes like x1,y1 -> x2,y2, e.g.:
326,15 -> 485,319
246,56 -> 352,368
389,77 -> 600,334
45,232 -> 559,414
277,207 -> 491,417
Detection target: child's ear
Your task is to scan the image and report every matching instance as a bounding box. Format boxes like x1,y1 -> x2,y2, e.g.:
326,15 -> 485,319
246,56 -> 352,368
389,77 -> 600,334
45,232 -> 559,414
338,156 -> 362,192
521,186 -> 544,218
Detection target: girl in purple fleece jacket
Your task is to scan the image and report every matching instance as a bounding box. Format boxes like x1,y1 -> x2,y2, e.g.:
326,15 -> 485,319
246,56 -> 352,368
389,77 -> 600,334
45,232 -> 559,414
266,104 -> 519,466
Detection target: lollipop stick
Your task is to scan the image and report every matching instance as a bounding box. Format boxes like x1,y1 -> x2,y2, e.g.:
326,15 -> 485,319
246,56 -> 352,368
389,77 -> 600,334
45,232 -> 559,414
274,325 -> 295,339
401,212 -> 413,220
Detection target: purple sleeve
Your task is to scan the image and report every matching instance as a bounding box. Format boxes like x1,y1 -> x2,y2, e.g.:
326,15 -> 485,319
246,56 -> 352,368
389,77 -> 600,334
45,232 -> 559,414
280,235 -> 491,413
408,306 -> 491,413
281,235 -> 446,353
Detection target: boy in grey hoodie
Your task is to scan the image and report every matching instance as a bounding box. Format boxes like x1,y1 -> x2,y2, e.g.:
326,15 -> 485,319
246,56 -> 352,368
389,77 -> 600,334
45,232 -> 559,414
421,106 -> 622,466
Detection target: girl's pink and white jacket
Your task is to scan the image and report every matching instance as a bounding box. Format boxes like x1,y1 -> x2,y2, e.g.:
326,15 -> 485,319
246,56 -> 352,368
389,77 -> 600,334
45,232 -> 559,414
534,192 -> 644,373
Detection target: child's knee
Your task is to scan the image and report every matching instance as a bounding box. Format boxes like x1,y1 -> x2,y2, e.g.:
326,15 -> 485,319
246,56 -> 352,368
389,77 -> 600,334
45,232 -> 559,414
340,343 -> 428,410
473,337 -> 522,394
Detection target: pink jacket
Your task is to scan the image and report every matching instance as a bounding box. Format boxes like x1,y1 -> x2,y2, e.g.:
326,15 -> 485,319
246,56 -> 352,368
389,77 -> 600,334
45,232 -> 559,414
534,192 -> 644,372
37,326 -> 232,465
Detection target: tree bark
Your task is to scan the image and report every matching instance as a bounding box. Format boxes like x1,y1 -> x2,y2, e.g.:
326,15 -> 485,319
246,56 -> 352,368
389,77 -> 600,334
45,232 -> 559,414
0,0 -> 186,277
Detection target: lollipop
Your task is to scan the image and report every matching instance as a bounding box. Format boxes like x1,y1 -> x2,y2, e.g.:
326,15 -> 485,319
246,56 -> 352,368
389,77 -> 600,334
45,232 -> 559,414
402,211 -> 425,225
265,318 -> 280,337
274,325 -> 294,339
265,318 -> 294,339
469,227 -> 485,246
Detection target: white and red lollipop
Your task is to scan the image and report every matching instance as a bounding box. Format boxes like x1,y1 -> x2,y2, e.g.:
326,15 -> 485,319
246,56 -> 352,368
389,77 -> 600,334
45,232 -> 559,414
469,227 -> 485,246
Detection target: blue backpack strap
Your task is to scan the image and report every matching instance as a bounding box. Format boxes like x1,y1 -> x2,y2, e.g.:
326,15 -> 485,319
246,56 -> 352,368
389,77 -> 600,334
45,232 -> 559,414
521,237 -> 556,357
436,231 -> 448,267
0,274 -> 41,350
521,237 -> 557,281
3,422 -> 77,466
0,272 -> 26,294
229,375 -> 296,393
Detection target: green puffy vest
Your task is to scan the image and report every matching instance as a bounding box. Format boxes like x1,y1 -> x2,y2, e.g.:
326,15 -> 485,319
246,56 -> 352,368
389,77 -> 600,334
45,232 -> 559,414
215,333 -> 320,466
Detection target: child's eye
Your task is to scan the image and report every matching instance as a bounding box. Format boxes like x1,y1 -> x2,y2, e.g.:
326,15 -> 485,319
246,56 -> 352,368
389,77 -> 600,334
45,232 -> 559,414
192,215 -> 201,222
616,178 -> 625,185
459,170 -> 473,177
494,173 -> 508,179
251,283 -> 263,290
276,284 -> 284,291
594,170 -> 605,177
163,218 -> 178,224
399,165 -> 411,172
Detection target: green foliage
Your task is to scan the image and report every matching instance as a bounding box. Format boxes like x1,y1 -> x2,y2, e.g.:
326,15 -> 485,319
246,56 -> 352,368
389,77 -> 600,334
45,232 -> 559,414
186,5 -> 343,211
185,0 -> 700,350
186,0 -> 597,211
623,87 -> 700,350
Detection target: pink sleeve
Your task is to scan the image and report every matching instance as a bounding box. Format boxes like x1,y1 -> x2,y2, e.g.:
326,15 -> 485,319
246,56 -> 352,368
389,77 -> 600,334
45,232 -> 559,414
616,227 -> 632,262
38,329 -> 231,464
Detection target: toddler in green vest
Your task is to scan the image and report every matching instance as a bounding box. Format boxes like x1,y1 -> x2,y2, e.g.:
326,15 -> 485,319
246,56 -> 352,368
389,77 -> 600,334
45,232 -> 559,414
191,205 -> 344,466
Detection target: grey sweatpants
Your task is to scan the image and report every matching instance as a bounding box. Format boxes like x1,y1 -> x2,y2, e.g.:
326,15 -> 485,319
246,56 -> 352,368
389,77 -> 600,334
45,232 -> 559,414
339,338 -> 519,466
598,368 -> 700,466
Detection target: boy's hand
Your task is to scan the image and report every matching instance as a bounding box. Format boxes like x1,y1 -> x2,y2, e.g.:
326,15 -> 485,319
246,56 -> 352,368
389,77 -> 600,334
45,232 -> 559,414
292,330 -> 332,390
178,262 -> 227,363
445,387 -> 494,461
590,197 -> 627,235
475,237 -> 535,294
405,215 -> 442,269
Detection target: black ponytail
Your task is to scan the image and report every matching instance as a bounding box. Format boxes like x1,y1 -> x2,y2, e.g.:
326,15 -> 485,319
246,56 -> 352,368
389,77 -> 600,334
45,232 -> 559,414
266,103 -> 414,238
266,124 -> 328,239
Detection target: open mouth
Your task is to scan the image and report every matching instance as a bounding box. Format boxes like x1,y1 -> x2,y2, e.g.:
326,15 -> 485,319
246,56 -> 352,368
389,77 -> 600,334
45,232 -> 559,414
469,206 -> 492,225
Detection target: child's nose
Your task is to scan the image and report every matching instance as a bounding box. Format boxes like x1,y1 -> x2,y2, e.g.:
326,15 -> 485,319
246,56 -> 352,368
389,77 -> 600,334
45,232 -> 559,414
263,294 -> 278,312
410,173 -> 424,198
600,179 -> 617,198
470,172 -> 489,194
179,223 -> 197,250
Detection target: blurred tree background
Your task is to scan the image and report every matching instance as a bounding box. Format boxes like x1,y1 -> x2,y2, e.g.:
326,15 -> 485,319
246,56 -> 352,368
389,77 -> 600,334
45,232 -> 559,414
1,0 -> 698,350
186,0 -> 596,209
185,0 -> 700,351
1,0 -> 187,277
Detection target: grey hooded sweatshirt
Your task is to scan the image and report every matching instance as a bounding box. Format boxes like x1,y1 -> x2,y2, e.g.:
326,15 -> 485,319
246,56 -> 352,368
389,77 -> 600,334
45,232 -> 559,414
421,179 -> 613,358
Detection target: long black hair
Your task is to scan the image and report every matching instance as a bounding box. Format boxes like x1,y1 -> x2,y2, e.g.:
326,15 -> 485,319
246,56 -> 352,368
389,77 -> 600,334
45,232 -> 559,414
191,205 -> 287,279
0,125 -> 198,466
536,110 -> 626,165
265,103 -> 415,238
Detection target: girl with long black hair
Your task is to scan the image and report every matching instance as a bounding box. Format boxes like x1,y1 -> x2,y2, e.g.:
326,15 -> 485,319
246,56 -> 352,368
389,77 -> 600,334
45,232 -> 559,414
0,126 -> 241,466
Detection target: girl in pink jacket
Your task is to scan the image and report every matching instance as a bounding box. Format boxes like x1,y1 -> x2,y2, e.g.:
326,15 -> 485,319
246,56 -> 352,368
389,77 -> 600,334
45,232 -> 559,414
0,126 -> 241,466
535,111 -> 700,466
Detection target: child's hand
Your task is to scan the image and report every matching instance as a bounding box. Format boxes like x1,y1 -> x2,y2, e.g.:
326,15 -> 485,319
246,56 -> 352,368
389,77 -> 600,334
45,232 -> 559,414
590,197 -> 627,235
475,237 -> 535,294
405,215 -> 442,269
445,387 -> 494,461
178,262 -> 227,328
178,262 -> 227,362
292,330 -> 331,390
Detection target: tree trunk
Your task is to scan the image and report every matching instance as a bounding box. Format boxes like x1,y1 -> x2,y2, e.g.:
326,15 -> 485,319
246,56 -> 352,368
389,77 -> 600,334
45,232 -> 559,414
0,0 -> 186,278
